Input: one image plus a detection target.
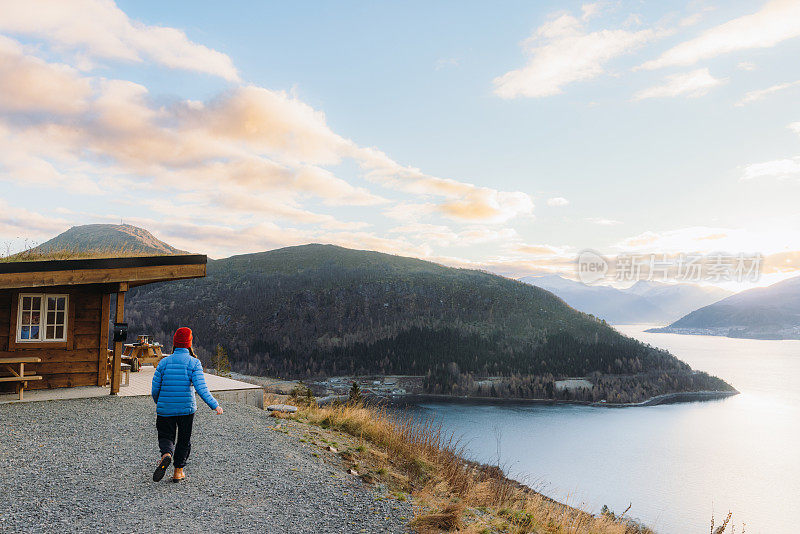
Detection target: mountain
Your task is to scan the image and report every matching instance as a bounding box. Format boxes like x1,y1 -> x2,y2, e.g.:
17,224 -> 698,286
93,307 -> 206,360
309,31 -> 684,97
649,275 -> 800,339
121,243 -> 733,402
520,275 -> 663,324
30,224 -> 185,255
625,280 -> 732,322
520,275 -> 731,324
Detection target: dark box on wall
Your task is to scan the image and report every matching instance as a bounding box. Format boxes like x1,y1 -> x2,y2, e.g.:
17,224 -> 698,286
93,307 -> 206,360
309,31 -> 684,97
113,322 -> 128,343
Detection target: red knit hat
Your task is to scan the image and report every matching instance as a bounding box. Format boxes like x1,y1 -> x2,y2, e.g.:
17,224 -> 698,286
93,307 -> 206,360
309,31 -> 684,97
173,327 -> 193,349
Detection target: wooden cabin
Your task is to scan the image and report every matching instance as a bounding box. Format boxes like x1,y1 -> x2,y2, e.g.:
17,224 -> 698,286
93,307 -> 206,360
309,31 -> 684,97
0,255 -> 206,398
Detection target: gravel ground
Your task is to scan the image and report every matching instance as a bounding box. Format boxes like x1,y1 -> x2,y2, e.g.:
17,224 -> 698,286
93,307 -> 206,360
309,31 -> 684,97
0,396 -> 412,533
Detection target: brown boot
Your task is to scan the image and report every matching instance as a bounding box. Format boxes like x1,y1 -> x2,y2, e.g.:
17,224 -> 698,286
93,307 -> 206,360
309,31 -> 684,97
172,467 -> 186,482
153,453 -> 172,482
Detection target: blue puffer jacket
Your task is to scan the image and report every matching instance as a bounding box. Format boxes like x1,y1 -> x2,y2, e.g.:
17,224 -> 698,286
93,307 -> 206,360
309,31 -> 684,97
151,348 -> 219,416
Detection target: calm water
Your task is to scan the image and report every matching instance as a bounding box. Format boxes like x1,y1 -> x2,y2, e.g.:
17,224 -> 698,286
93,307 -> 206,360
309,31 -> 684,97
409,325 -> 800,533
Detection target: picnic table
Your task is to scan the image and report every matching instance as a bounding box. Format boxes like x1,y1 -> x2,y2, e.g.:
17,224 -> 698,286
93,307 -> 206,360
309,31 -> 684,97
122,342 -> 164,371
0,357 -> 43,400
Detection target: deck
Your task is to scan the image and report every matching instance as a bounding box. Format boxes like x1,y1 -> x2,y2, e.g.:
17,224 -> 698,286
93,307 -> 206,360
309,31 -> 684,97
0,366 -> 264,408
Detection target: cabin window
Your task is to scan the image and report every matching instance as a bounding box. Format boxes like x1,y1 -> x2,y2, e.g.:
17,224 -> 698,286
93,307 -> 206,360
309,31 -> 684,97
17,294 -> 68,342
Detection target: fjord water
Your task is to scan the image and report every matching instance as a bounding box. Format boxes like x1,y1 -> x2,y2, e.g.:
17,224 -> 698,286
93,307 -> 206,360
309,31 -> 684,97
412,325 -> 800,533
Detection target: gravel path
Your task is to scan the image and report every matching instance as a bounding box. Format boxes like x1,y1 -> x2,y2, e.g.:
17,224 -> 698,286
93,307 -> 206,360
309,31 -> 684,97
0,396 -> 412,533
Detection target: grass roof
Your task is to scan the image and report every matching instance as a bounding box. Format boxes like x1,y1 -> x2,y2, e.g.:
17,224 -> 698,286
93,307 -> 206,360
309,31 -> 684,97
0,247 -> 175,263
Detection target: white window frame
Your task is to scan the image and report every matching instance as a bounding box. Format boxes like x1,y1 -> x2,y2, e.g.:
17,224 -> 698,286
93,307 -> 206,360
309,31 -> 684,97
16,293 -> 69,343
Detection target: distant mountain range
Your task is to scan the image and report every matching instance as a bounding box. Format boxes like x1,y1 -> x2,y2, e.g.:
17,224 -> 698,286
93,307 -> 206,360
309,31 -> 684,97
520,275 -> 732,325
649,275 -> 800,340
18,224 -> 735,402
30,224 -> 185,256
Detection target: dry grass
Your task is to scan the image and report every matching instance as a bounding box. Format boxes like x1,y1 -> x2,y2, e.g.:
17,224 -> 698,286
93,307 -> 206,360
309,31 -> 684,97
410,501 -> 465,532
0,246 -> 171,263
710,512 -> 745,534
290,399 -> 650,534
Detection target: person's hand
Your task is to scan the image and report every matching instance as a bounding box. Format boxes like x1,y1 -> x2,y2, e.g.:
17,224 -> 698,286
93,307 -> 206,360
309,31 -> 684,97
215,406 -> 224,415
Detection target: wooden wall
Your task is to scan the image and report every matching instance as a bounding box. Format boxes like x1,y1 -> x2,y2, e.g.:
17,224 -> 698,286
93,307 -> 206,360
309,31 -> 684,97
0,285 -> 110,391
0,291 -> 9,358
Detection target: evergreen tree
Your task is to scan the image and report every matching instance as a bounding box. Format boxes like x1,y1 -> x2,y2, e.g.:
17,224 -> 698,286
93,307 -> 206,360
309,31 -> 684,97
349,381 -> 362,403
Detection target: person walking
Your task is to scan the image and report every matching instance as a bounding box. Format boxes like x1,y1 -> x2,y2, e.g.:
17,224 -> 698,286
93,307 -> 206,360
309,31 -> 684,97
151,327 -> 223,482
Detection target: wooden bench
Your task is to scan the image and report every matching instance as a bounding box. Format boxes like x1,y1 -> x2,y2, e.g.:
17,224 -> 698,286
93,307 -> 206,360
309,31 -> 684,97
120,363 -> 131,387
106,351 -> 131,388
0,357 -> 43,400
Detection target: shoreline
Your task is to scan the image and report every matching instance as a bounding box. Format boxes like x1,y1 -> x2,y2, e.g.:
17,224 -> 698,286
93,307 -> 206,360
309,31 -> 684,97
233,371 -> 740,409
315,389 -> 739,408
645,326 -> 800,341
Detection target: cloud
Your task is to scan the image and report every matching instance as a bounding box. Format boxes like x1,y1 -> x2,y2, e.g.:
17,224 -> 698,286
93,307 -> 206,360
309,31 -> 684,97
614,223 -> 800,257
761,250 -> 800,276
587,217 -> 622,226
389,223 -> 518,248
790,122 -> 800,134
389,223 -> 458,247
580,2 -> 604,22
695,232 -> 728,241
0,35 -> 91,114
191,85 -> 353,166
741,157 -> 800,181
737,61 -> 756,71
0,47 -> 381,229
640,0 -> 800,70
0,36 -> 532,222
382,202 -> 437,221
679,13 -> 703,28
459,226 -> 518,244
515,243 -> 563,255
438,190 -> 534,223
457,254 -> 578,280
434,57 -> 460,70
0,0 -> 240,81
633,68 -> 725,100
356,146 -> 534,223
209,189 -> 372,230
735,79 -> 800,106
0,120 -> 106,194
0,198 -> 69,239
547,196 -> 570,207
493,10 -> 663,98
128,218 -> 311,258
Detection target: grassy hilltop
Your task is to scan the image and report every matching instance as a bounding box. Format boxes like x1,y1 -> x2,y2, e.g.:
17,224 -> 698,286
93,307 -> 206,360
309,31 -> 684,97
1,224 -> 184,262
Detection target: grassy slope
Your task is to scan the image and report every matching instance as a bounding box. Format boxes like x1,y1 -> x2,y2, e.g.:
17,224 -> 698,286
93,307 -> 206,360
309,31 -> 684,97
273,392 -> 652,534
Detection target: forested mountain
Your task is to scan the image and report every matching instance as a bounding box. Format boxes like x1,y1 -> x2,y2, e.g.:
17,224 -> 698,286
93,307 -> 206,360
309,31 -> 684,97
650,275 -> 800,339
521,275 -> 730,324
122,243 -> 733,400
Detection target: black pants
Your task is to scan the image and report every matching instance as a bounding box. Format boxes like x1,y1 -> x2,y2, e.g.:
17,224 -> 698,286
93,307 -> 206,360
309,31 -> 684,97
156,414 -> 194,468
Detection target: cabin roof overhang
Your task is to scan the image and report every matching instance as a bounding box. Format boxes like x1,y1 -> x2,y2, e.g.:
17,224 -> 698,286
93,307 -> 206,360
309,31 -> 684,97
0,254 -> 207,290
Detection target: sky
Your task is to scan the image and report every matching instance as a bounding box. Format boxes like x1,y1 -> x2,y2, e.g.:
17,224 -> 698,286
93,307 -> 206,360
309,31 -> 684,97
0,0 -> 799,289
